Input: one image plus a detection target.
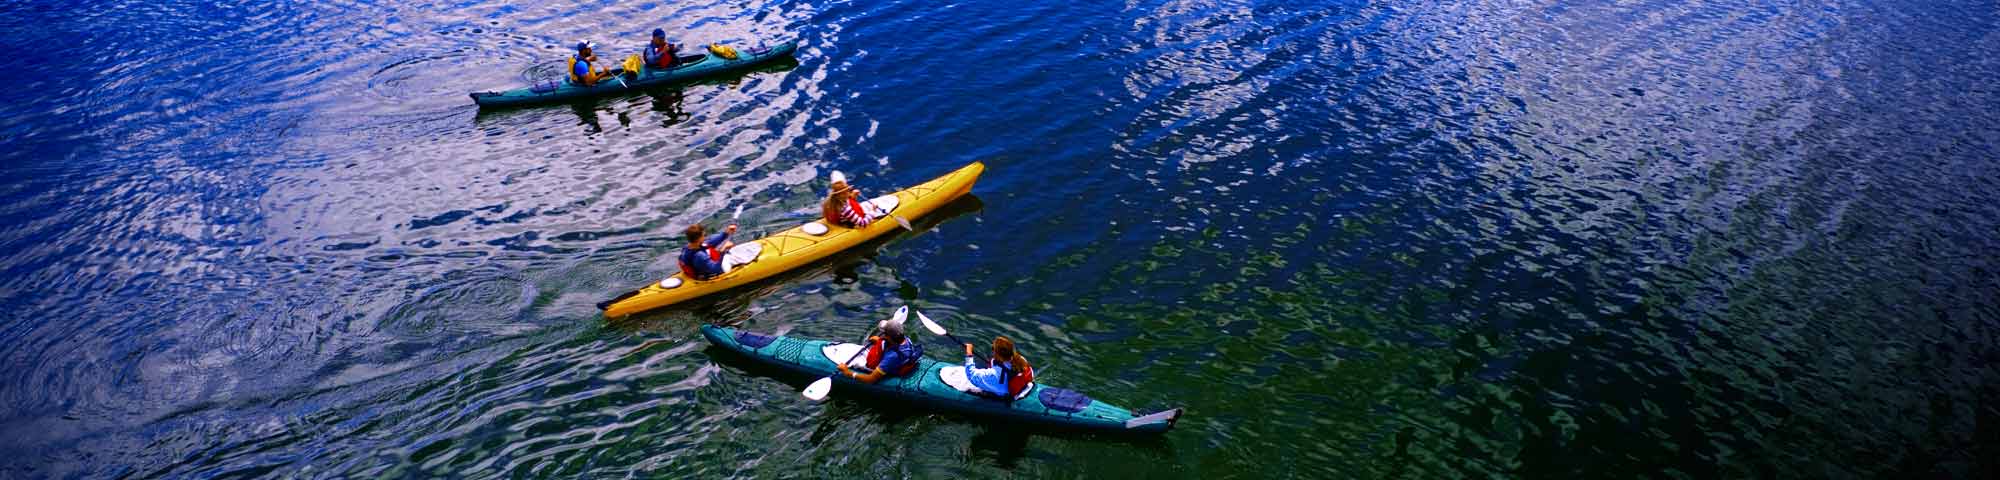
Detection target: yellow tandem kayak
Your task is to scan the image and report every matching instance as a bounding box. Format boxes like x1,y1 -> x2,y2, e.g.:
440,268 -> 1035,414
600,162 -> 985,318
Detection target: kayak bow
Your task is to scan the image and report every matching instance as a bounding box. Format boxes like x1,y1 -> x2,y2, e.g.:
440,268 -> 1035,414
703,324 -> 1184,434
599,162 -> 984,318
470,40 -> 797,108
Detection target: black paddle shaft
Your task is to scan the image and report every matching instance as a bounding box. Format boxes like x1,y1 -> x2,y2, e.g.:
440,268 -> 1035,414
935,333 -> 970,355
839,329 -> 875,371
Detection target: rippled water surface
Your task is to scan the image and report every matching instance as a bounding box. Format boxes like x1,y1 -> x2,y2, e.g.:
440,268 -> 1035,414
3,0 -> 1998,477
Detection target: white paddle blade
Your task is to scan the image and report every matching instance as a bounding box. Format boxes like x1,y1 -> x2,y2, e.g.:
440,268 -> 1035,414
892,306 -> 908,325
916,310 -> 948,336
802,377 -> 834,401
1125,408 -> 1183,429
732,204 -> 744,220
894,215 -> 914,231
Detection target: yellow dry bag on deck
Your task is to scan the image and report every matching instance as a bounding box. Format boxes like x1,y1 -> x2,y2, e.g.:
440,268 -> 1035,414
623,54 -> 643,74
707,43 -> 739,60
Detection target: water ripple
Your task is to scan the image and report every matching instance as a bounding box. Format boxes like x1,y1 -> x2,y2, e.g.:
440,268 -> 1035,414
3,0 -> 1998,477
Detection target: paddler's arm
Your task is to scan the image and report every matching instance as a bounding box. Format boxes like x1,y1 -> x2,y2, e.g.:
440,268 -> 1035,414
585,55 -> 607,84
703,224 -> 738,250
836,363 -> 885,384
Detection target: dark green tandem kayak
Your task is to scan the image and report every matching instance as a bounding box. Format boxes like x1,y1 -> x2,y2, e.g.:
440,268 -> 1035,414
470,40 -> 797,108
702,324 -> 1184,434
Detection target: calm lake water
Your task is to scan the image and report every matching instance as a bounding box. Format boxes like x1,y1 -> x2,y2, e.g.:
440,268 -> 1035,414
2,0 -> 1997,477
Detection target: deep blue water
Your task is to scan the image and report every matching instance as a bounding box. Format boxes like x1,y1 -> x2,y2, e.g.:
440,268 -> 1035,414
2,0 -> 1997,477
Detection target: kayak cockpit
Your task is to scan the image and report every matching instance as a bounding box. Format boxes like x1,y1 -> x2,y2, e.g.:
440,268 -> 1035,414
822,343 -> 868,368
938,365 -> 1036,400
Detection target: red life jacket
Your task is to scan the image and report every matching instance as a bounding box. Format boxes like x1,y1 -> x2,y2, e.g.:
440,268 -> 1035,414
1006,361 -> 1036,397
864,339 -> 882,367
865,338 -> 918,377
839,196 -> 872,227
649,44 -> 678,68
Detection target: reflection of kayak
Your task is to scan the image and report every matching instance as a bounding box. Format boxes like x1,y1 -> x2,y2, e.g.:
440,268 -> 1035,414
599,162 -> 985,318
470,40 -> 797,108
702,324 -> 1184,434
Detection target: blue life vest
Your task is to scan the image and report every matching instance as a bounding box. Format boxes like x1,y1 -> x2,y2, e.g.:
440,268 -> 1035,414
569,55 -> 593,84
677,232 -> 730,279
871,337 -> 923,377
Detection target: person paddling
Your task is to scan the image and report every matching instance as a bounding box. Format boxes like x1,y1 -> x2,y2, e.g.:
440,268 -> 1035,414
962,336 -> 1035,399
678,222 -> 738,280
821,171 -> 874,228
836,312 -> 925,383
569,41 -> 613,86
643,29 -> 681,70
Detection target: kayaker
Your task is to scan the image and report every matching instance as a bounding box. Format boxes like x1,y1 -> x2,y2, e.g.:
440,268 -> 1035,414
569,41 -> 611,86
821,171 -> 874,228
836,314 -> 925,383
678,223 -> 738,280
643,29 -> 680,70
962,336 -> 1035,399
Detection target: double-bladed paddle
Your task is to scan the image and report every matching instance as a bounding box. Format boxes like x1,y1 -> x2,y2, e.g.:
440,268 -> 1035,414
920,309 -> 1039,377
914,309 -> 964,348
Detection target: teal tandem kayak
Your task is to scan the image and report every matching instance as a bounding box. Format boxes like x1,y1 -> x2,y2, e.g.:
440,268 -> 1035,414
702,324 -> 1184,434
469,41 -> 797,108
